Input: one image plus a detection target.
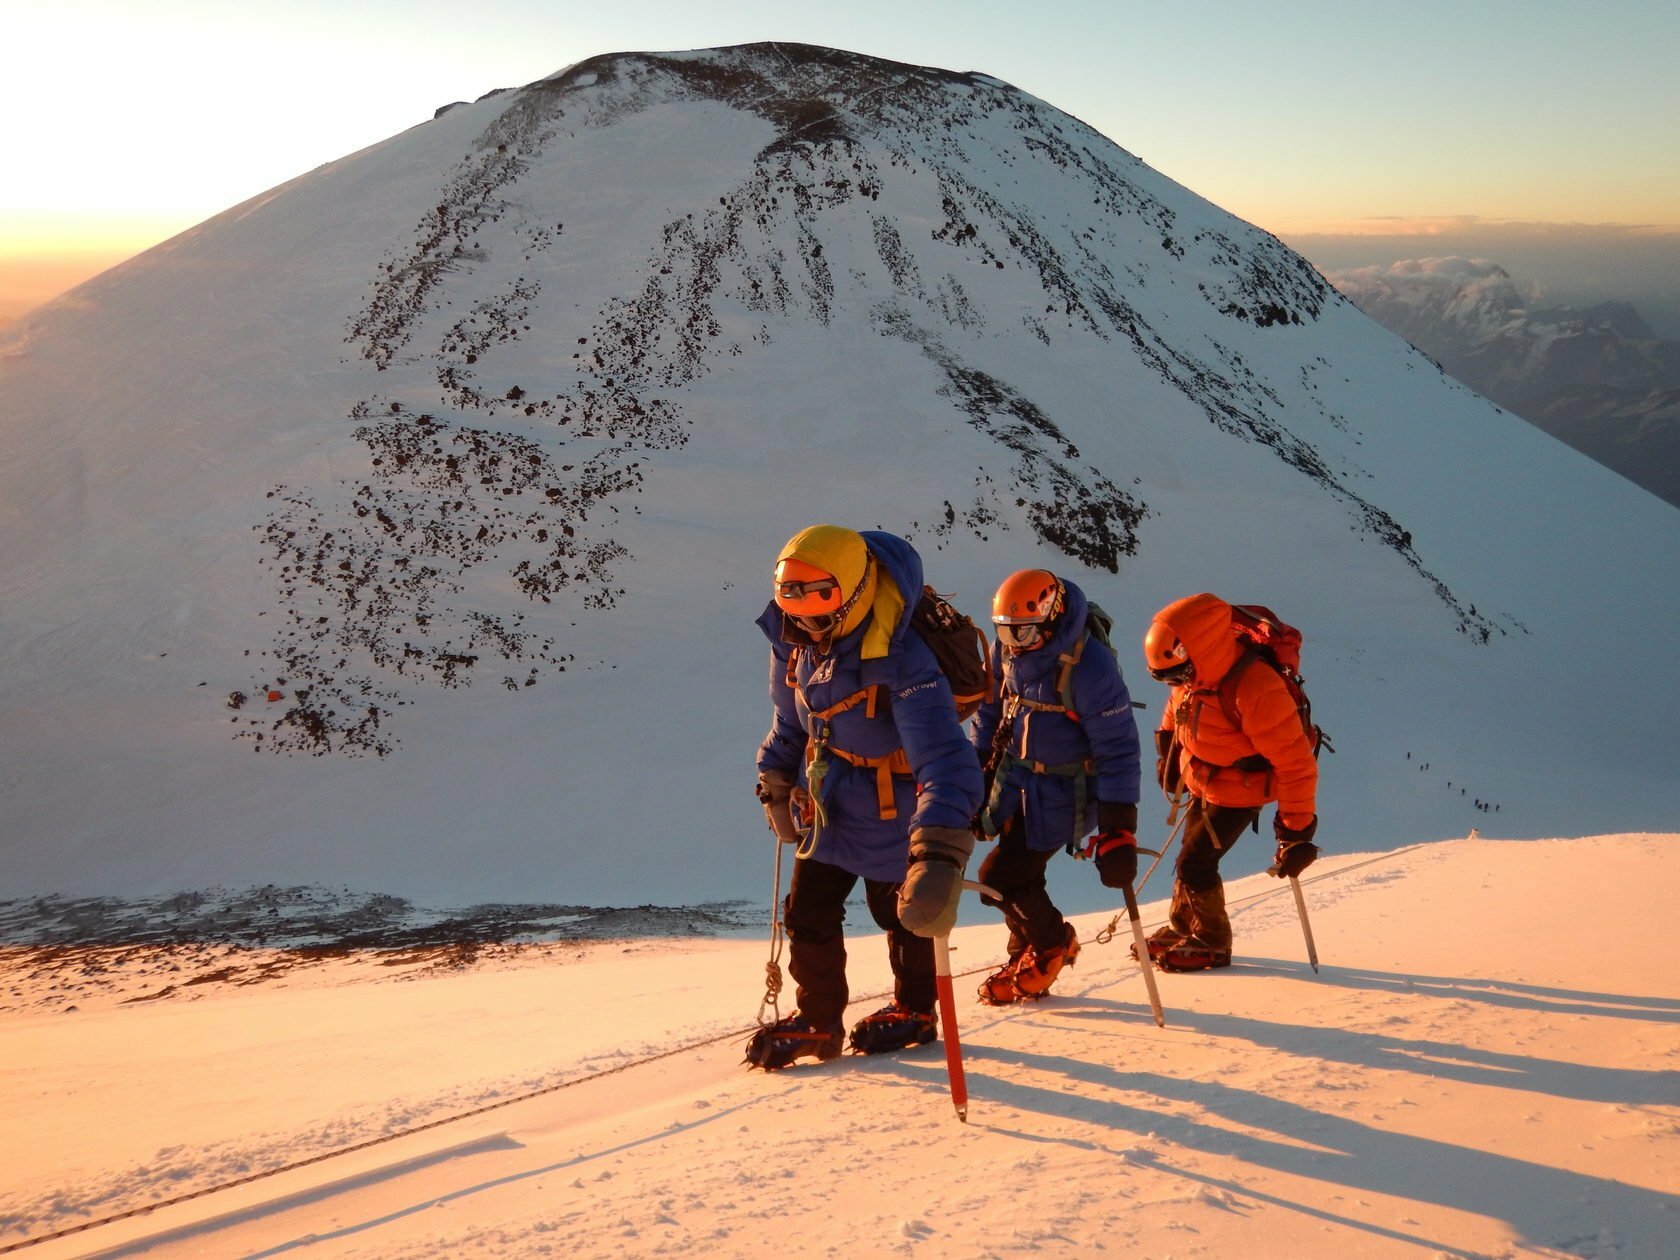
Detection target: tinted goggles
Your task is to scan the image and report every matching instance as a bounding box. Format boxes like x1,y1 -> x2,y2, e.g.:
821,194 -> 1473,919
995,621 -> 1045,649
1148,660 -> 1194,686
776,577 -> 840,603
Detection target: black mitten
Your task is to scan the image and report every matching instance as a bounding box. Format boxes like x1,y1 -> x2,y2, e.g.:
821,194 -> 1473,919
1271,814 -> 1319,878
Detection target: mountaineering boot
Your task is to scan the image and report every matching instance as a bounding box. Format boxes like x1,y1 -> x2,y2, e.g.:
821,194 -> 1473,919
1135,927 -> 1186,965
1135,878 -> 1196,962
744,1011 -> 845,1070
847,1001 -> 938,1054
1153,937 -> 1232,972
1144,881 -> 1232,971
977,940 -> 1031,1005
1010,923 -> 1081,998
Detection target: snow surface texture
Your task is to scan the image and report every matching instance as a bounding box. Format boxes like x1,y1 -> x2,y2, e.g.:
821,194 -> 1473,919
2,834 -> 1676,1258
1,43 -> 1677,914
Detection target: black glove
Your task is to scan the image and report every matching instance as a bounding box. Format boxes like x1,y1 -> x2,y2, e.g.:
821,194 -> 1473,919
1154,729 -> 1180,794
1271,814 -> 1319,878
1085,830 -> 1138,888
1097,800 -> 1137,835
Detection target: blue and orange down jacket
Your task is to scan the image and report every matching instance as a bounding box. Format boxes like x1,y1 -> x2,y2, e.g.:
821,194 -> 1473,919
756,531 -> 983,882
970,579 -> 1142,853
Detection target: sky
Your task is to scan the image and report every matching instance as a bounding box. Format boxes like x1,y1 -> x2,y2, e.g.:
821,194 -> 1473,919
3,0 -> 1678,329
5,835 -> 1677,1257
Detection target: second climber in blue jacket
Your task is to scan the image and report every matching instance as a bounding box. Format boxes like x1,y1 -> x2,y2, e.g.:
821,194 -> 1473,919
971,569 -> 1142,1002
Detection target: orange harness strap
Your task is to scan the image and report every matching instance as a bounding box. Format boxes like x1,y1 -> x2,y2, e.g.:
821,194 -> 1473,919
807,684 -> 883,723
798,673 -> 902,819
815,743 -> 913,819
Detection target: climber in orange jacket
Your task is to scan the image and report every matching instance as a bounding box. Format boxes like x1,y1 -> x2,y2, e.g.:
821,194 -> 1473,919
1142,592 -> 1319,970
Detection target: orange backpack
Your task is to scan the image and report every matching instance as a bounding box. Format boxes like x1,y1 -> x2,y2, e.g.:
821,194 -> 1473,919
1217,605 -> 1331,758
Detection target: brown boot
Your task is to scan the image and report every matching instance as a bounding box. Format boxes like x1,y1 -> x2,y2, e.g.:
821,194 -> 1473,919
1154,938 -> 1232,972
1184,881 -> 1232,955
1154,883 -> 1233,971
1138,880 -> 1195,962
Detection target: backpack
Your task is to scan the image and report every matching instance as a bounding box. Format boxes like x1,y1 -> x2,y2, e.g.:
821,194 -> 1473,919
910,586 -> 993,721
1215,604 -> 1331,758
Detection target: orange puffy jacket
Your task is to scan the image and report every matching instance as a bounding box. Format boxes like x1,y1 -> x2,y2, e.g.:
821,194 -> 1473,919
1151,593 -> 1317,828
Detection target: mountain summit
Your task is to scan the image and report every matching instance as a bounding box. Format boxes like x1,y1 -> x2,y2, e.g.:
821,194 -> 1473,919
2,43 -> 1676,906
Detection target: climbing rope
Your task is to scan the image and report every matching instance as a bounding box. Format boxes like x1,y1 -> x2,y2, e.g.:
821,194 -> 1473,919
757,830 -> 789,1027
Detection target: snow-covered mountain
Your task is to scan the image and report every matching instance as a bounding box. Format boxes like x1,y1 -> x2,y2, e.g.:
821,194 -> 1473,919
1327,257 -> 1680,509
2,43 -> 1677,912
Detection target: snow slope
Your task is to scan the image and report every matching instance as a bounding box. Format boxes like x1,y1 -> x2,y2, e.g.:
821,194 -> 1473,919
1,43 -> 1677,917
2,833 -> 1676,1258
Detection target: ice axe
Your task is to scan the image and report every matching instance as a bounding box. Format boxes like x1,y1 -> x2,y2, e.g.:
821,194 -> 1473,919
1268,863 -> 1320,972
933,877 -> 999,1123
1083,844 -> 1169,1026
1120,880 -> 1166,1026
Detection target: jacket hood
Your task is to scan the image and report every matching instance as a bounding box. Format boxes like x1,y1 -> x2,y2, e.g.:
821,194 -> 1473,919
855,529 -> 920,657
1151,592 -> 1240,683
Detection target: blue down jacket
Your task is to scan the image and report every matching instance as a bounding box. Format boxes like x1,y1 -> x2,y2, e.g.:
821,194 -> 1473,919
971,580 -> 1142,854
756,532 -> 983,882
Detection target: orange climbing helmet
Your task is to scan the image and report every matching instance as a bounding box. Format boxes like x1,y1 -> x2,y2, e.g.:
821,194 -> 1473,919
774,555 -> 843,619
991,569 -> 1064,652
1143,618 -> 1194,685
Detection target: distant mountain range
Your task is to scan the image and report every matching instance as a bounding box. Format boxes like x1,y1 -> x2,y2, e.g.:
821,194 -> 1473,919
1326,258 -> 1680,509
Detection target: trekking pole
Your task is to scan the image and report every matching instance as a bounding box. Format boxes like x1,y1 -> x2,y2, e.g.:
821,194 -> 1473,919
933,878 -> 1000,1123
1121,881 -> 1166,1026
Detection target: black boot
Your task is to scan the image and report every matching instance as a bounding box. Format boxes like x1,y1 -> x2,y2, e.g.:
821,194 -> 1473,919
847,1001 -> 938,1054
744,1011 -> 845,1070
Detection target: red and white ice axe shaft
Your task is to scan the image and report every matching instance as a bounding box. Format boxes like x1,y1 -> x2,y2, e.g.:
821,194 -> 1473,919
933,878 -> 1001,1123
933,933 -> 968,1122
